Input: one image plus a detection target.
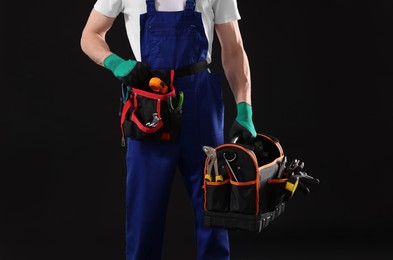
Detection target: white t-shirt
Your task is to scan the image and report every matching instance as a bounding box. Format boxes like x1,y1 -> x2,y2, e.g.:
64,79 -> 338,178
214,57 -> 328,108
94,0 -> 241,63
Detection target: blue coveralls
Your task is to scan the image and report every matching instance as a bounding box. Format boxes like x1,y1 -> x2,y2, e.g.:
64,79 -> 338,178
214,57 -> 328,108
125,0 -> 230,259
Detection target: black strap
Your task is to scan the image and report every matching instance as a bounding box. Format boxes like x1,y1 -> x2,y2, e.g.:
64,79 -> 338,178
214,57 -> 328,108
175,60 -> 209,78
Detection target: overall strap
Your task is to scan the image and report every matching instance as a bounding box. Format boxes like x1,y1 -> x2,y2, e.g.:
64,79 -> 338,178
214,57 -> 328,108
146,0 -> 196,14
146,0 -> 156,14
185,0 -> 196,11
185,0 -> 196,15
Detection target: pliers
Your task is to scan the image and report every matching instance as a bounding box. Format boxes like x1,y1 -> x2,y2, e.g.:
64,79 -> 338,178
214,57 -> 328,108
202,146 -> 223,182
169,91 -> 184,111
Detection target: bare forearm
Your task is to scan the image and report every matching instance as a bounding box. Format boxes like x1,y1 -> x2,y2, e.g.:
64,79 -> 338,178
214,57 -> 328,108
80,30 -> 113,66
80,9 -> 116,66
221,43 -> 252,105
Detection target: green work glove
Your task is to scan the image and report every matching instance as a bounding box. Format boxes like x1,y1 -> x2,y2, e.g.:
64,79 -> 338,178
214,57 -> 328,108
228,102 -> 257,144
104,53 -> 151,88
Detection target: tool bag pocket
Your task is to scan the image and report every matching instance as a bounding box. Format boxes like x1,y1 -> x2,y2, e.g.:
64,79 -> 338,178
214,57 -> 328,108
120,70 -> 182,143
205,180 -> 231,212
229,180 -> 257,214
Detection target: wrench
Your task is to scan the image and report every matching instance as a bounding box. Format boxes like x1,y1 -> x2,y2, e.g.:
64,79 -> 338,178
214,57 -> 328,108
277,156 -> 288,179
223,152 -> 239,182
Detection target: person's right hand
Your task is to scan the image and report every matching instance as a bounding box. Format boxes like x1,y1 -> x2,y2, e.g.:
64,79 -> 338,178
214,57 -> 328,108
104,53 -> 151,88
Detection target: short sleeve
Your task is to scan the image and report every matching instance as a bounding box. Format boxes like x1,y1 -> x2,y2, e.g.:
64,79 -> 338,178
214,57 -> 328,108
94,0 -> 123,18
212,0 -> 241,24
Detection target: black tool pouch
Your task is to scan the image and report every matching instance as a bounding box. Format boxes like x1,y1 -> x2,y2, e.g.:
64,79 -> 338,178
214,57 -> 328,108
120,70 -> 182,144
203,133 -> 291,233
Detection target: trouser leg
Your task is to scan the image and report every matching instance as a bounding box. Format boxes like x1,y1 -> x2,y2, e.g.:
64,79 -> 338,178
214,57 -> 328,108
177,71 -> 230,260
125,138 -> 179,260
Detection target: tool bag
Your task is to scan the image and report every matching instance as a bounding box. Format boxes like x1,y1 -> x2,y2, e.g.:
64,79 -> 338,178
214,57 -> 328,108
119,70 -> 183,145
202,133 -> 294,233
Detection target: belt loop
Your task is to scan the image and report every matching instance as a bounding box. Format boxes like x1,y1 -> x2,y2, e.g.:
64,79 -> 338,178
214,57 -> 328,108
170,69 -> 175,90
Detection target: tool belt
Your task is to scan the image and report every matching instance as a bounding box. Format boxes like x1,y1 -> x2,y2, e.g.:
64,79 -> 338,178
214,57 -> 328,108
119,69 -> 182,144
119,61 -> 208,145
203,133 -> 301,233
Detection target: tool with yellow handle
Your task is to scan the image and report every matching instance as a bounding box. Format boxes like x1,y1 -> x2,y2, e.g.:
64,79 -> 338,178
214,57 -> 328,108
203,146 -> 223,182
282,159 -> 320,200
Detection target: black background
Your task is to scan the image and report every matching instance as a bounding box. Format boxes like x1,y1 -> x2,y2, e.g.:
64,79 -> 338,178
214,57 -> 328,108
1,0 -> 393,259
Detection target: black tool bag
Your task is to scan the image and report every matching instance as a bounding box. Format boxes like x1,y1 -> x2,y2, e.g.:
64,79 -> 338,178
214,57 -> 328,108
202,133 -> 292,233
119,70 -> 183,145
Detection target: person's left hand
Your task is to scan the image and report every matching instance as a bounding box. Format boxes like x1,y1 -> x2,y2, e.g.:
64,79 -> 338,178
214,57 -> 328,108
228,102 -> 257,144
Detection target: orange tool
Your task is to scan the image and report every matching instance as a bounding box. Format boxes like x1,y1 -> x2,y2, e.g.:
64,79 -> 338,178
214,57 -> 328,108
149,77 -> 169,94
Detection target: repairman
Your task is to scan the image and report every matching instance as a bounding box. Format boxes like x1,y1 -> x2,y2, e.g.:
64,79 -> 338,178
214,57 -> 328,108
80,0 -> 257,259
